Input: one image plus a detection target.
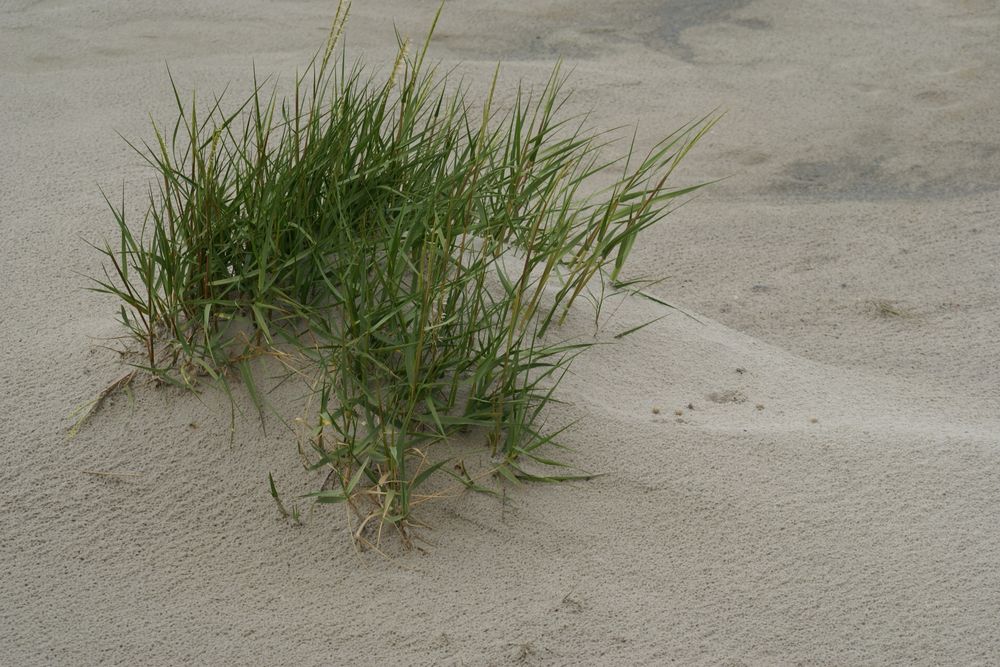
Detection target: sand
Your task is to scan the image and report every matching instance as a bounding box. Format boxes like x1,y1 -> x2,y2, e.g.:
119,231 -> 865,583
2,0 -> 999,664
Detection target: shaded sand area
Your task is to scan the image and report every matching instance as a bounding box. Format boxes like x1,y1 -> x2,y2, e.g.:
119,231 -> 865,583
2,0 -> 999,663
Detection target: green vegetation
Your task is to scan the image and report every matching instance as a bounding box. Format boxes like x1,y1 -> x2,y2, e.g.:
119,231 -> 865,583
92,3 -> 714,543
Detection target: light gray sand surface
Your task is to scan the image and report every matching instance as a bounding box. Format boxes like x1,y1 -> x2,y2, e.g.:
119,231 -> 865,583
2,1 -> 999,664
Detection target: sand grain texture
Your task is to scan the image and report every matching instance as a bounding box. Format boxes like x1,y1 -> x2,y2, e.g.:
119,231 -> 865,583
2,0 -> 999,664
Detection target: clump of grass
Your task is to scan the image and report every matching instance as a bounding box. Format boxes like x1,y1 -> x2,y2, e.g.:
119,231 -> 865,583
92,2 -> 714,542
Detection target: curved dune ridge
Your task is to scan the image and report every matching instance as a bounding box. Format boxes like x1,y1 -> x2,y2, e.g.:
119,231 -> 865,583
2,0 -> 999,664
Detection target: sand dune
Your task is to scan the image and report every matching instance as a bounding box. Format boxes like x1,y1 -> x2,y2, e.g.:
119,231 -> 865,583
2,0 -> 999,664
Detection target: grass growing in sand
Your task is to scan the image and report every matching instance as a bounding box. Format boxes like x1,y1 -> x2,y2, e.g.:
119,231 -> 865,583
91,3 -> 714,542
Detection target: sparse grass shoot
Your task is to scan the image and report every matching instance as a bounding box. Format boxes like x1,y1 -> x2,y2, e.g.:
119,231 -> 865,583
865,299 -> 914,319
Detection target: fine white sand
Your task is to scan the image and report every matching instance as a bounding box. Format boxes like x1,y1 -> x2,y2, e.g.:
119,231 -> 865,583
2,1 -> 999,664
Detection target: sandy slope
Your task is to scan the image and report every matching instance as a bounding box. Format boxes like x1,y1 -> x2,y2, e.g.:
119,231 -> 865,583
2,0 -> 999,664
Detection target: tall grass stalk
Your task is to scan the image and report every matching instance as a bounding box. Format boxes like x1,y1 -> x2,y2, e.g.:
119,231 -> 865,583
92,3 -> 715,542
